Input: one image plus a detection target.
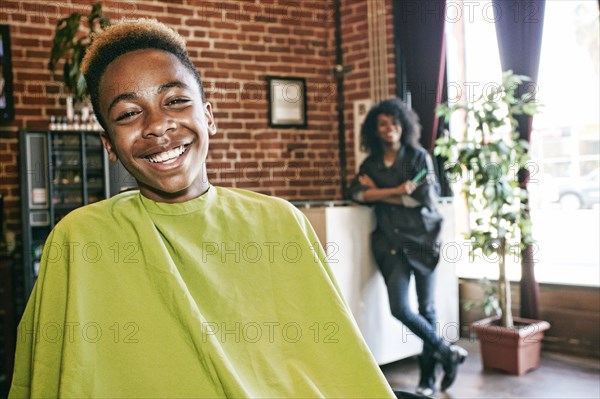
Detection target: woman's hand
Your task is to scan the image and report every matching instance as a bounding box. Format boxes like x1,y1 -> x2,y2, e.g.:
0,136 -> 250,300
359,174 -> 377,189
398,180 -> 417,195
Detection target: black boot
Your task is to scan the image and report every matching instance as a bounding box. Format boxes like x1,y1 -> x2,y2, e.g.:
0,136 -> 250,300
435,343 -> 468,391
415,353 -> 436,396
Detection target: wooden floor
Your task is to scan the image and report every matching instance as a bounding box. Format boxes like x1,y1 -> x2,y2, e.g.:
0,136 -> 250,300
2,337 -> 598,398
381,338 -> 600,398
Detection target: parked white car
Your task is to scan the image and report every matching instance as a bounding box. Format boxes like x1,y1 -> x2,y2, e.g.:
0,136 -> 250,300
556,169 -> 600,209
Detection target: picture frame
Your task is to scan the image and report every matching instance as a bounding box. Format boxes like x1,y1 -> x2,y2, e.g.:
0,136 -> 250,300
0,24 -> 15,123
266,76 -> 307,129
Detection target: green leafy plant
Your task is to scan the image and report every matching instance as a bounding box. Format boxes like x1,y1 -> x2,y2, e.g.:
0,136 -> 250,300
434,70 -> 543,328
464,278 -> 501,317
48,3 -> 110,101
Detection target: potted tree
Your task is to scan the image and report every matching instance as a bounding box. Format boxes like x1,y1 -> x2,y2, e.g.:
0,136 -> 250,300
434,71 -> 550,375
48,3 -> 110,121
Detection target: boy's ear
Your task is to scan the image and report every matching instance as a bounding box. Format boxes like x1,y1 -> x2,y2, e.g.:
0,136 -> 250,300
99,131 -> 118,162
204,102 -> 217,136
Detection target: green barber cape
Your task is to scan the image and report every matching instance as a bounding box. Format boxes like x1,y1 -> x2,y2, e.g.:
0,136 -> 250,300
10,186 -> 395,398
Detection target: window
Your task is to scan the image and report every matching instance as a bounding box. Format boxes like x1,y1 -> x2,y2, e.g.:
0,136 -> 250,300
445,0 -> 599,286
529,0 -> 599,286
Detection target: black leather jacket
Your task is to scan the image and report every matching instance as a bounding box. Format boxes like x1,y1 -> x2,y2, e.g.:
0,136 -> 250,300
349,145 -> 443,276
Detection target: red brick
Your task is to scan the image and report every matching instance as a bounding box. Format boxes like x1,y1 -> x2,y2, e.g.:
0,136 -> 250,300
24,49 -> 49,58
17,26 -> 53,36
21,96 -> 54,105
254,55 -> 278,63
233,143 -> 258,150
269,65 -> 293,74
16,71 -> 51,81
12,60 -> 45,69
201,50 -> 228,59
227,53 -> 252,61
187,40 -> 210,48
134,3 -> 166,13
4,164 -> 18,173
217,62 -> 242,71
241,23 -> 264,33
212,21 -> 239,31
186,18 -> 211,27
268,26 -> 290,35
167,6 -> 194,16
12,37 -> 42,47
214,41 -> 240,50
244,122 -> 266,130
218,122 -> 244,130
227,132 -> 251,140
243,3 -> 262,14
158,16 -> 182,26
17,108 -> 43,116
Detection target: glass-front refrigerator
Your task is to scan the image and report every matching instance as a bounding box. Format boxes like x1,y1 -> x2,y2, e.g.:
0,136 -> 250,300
20,129 -> 136,297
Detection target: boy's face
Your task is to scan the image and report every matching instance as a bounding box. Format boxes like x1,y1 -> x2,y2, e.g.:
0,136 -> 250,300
376,113 -> 402,146
98,49 -> 216,203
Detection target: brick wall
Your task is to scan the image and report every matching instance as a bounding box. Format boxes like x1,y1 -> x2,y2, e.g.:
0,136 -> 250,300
0,0 -> 397,243
0,130 -> 19,238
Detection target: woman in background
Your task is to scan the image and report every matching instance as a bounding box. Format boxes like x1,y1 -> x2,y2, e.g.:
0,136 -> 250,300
349,99 -> 467,396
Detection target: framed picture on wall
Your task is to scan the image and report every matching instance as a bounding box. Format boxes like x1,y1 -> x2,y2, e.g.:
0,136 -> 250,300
266,76 -> 307,129
0,24 -> 15,123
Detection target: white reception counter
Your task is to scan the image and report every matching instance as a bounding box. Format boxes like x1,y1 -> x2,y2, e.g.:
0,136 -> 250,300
297,201 -> 459,365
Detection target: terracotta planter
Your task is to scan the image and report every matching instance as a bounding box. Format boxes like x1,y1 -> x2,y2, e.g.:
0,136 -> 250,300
472,316 -> 551,375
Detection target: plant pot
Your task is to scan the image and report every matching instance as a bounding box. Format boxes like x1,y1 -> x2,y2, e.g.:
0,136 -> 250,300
472,316 -> 551,375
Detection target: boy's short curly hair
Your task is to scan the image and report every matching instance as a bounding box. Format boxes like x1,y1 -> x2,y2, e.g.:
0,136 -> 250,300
81,18 -> 205,130
360,98 -> 422,158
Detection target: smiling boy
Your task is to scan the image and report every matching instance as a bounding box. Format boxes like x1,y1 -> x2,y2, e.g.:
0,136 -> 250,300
9,19 -> 395,398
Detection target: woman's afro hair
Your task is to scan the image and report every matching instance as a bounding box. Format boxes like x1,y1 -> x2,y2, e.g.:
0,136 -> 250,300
360,98 -> 422,157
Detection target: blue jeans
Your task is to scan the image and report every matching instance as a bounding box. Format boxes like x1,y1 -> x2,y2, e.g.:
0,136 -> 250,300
383,253 -> 443,351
